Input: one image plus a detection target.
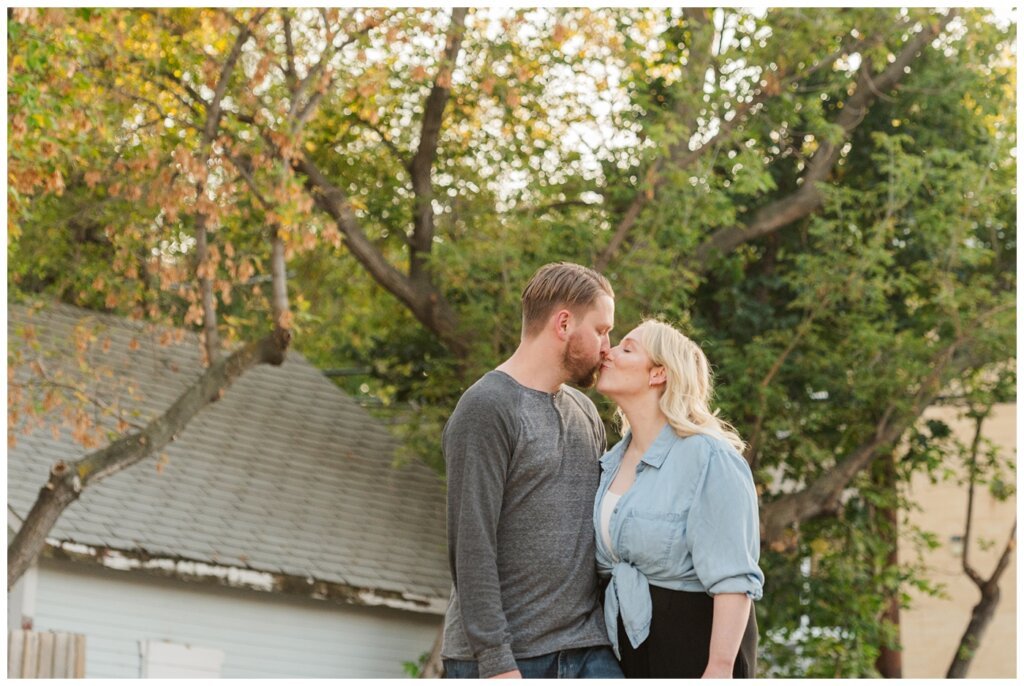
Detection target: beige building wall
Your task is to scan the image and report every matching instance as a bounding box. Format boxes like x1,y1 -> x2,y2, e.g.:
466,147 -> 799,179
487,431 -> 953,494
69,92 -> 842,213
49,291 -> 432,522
900,402 -> 1017,678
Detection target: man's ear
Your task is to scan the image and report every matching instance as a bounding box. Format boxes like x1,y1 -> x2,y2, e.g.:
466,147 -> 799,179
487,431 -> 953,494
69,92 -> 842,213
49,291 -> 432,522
553,309 -> 573,341
649,365 -> 667,387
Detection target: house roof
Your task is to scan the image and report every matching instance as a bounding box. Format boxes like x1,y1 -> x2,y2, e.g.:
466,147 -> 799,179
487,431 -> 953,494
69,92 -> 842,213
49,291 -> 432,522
7,302 -> 451,611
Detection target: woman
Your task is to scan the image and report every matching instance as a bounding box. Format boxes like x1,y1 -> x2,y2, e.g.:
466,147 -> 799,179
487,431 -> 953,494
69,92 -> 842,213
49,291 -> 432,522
593,319 -> 763,678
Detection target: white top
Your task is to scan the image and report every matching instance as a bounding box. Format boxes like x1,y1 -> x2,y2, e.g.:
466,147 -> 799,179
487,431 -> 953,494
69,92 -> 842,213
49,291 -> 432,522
599,490 -> 622,552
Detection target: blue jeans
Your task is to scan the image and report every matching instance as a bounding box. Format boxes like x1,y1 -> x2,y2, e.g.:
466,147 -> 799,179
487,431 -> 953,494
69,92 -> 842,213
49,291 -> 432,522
444,645 -> 623,678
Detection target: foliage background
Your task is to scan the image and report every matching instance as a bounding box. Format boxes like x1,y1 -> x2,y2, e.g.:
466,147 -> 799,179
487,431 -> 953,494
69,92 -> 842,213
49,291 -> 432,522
8,8 -> 1016,676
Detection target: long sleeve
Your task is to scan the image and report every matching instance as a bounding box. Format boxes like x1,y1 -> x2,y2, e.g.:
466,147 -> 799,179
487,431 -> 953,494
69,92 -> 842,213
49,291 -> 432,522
443,392 -> 518,677
686,444 -> 765,600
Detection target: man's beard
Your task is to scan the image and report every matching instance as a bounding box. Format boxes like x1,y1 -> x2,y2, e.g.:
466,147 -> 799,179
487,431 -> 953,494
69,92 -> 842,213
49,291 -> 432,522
562,332 -> 601,388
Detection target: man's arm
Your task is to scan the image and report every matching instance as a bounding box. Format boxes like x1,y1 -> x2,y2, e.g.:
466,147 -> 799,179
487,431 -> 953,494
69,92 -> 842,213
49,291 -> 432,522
445,390 -> 520,678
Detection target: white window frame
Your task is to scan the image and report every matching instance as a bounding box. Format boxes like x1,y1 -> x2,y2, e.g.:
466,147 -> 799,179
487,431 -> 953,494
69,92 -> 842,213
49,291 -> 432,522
139,639 -> 224,678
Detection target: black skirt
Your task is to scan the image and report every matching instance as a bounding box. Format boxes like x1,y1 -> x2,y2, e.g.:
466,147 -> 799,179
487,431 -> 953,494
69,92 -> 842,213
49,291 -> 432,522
616,585 -> 759,678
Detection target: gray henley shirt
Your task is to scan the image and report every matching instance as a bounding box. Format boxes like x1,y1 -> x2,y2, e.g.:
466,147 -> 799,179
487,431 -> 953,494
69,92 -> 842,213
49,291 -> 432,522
441,370 -> 610,677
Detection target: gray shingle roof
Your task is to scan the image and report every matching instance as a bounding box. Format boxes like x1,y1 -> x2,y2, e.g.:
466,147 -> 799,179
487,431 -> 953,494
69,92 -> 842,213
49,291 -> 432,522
7,303 -> 450,604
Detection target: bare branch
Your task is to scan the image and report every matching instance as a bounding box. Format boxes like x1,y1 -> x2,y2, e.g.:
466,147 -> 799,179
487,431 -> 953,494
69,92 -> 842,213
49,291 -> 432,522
593,24 -> 871,273
90,73 -> 197,131
9,379 -> 146,433
115,60 -> 206,119
593,26 -> 874,273
778,33 -> 876,88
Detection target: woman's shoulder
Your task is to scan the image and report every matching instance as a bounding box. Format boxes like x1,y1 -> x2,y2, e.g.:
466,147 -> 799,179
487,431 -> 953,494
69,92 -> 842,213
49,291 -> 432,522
671,432 -> 750,472
669,431 -> 720,455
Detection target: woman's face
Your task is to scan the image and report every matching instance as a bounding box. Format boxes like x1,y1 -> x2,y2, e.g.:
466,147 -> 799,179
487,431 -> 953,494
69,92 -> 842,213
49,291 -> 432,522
596,325 -> 658,400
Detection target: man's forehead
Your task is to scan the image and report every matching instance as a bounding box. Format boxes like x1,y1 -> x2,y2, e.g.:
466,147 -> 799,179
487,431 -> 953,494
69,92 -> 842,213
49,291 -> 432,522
583,295 -> 614,324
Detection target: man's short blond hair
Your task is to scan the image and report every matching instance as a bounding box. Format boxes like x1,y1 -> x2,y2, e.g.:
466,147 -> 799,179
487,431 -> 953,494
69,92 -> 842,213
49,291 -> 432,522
520,262 -> 614,338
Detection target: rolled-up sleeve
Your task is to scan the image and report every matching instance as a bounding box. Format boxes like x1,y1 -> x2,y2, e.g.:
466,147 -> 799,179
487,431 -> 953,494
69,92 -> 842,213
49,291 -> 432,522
686,444 -> 764,600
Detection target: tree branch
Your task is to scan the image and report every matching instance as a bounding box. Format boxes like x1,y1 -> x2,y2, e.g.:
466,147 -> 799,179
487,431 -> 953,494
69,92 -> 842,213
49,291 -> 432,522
205,12 -> 263,140
594,93 -> 765,271
289,10 -> 386,130
95,75 -> 197,132
512,198 -> 602,216
744,295 -> 827,467
689,10 -> 957,269
947,519 -> 1016,677
9,379 -> 145,432
593,28 -> 876,273
117,61 -> 205,119
987,521 -> 1016,584
760,315 -> 979,545
194,215 -> 221,365
223,151 -> 273,210
961,413 -> 987,587
593,9 -> 715,272
191,14 -> 266,367
235,11 -> 470,359
293,152 -> 468,358
269,227 -> 291,336
345,112 -> 407,167
7,326 -> 292,589
408,7 -> 468,282
281,11 -> 298,90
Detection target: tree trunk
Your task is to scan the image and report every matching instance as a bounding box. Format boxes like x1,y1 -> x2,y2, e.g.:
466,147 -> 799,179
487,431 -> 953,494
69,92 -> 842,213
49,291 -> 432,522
419,622 -> 445,678
875,453 -> 902,678
6,462 -> 82,589
945,411 -> 1015,678
946,585 -> 1001,678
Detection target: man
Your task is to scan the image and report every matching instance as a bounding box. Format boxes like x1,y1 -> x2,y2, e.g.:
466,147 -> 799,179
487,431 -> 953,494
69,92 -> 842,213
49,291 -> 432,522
441,262 -> 622,679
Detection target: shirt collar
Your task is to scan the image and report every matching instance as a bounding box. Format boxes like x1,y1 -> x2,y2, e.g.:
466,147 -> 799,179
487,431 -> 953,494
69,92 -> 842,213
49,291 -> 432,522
639,423 -> 677,468
599,432 -> 630,469
599,422 -> 677,470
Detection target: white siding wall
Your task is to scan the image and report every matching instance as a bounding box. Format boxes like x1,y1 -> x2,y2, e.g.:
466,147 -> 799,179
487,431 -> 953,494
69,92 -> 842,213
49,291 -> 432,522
30,559 -> 441,678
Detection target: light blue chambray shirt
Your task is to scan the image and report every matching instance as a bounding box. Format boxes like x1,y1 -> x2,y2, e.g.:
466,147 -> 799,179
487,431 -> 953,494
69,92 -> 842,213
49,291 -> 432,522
592,423 -> 764,657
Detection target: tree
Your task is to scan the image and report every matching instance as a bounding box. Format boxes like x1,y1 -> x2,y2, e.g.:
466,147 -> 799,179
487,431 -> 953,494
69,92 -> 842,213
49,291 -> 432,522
940,371 -> 1017,678
8,7 -> 1015,676
7,8 -> 302,587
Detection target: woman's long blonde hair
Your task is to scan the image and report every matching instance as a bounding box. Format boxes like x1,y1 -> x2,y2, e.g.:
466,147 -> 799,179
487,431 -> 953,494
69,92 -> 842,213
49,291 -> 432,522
616,319 -> 746,454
